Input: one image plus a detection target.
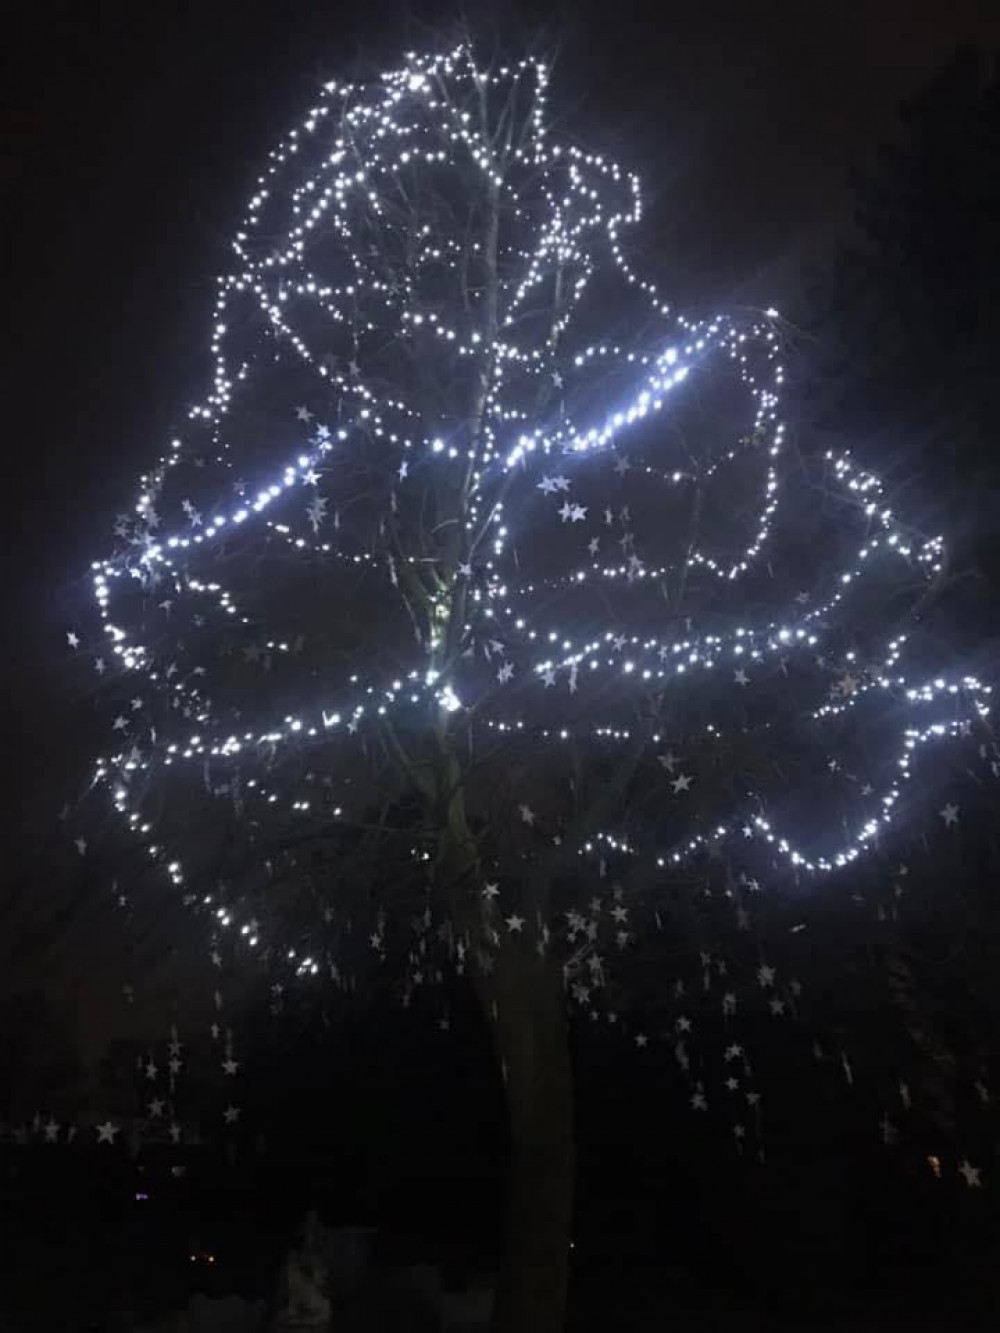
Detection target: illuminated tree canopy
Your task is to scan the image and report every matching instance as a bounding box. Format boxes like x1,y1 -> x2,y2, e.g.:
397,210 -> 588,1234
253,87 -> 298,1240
75,45 -> 990,954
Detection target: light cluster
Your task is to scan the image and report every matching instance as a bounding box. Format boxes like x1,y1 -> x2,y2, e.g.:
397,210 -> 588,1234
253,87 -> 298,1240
73,45 -> 994,977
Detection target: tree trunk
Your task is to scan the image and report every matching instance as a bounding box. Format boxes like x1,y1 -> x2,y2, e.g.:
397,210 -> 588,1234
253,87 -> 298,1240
434,809 -> 575,1333
485,947 -> 575,1333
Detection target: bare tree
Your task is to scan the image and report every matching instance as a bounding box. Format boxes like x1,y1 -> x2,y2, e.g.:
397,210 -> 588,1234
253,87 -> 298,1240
71,43 -> 992,1332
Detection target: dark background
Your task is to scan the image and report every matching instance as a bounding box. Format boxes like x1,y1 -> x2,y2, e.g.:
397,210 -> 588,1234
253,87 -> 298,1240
4,3 -> 1000,1327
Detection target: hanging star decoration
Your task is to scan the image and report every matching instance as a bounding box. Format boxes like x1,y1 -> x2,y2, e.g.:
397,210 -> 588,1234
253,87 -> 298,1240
958,1159 -> 982,1188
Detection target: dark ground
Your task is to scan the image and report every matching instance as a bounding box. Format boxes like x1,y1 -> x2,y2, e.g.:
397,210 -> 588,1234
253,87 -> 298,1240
1,1134 -> 997,1331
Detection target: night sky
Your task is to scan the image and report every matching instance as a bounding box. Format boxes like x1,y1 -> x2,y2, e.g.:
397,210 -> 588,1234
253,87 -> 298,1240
4,0 -> 999,870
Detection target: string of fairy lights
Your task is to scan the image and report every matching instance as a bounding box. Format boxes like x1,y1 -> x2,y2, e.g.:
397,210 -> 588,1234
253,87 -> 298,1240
72,44 -> 995,982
